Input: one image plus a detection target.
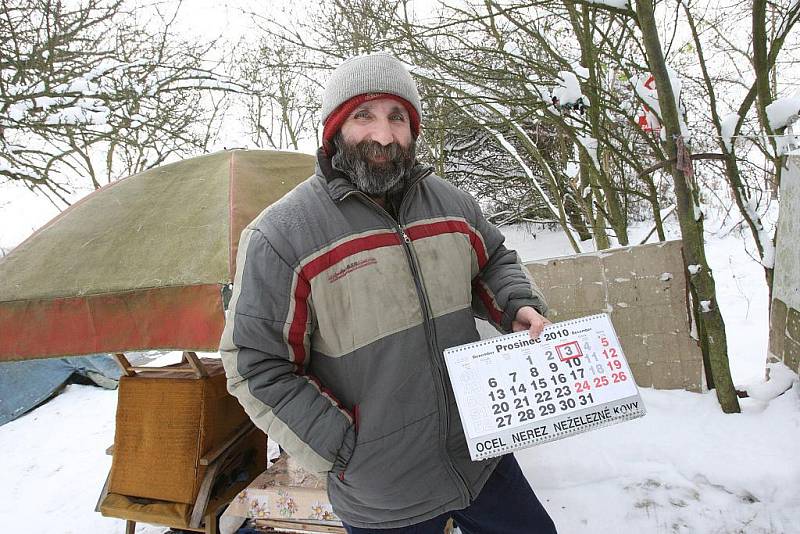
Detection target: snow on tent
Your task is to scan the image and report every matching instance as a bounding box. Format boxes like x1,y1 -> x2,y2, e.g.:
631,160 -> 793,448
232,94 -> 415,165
0,149 -> 314,533
0,149 -> 314,361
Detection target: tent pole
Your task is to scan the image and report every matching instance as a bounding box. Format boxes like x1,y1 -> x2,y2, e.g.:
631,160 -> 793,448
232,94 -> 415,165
112,353 -> 135,377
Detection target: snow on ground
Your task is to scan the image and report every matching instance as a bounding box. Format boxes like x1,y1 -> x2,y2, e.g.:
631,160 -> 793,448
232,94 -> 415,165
0,383 -> 140,533
1,219 -> 798,533
520,380 -> 800,534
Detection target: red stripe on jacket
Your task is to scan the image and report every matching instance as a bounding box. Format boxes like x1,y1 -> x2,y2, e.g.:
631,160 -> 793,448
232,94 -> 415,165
288,219 -> 493,362
473,279 -> 504,325
404,219 -> 489,269
288,232 -> 402,364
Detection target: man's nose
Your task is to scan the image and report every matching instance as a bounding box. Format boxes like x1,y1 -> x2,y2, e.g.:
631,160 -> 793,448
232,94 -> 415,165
368,120 -> 394,146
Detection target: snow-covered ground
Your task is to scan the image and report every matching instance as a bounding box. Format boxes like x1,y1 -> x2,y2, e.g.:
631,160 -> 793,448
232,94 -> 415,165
1,220 -> 798,534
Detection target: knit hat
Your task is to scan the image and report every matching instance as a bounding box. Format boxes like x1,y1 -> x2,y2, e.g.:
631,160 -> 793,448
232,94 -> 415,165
321,53 -> 421,154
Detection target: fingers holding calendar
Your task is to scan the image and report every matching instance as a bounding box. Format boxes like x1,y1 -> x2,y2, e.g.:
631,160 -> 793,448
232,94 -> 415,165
512,305 -> 552,339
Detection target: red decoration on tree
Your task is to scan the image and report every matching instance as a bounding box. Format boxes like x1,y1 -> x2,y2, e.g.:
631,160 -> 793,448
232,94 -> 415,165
637,75 -> 660,133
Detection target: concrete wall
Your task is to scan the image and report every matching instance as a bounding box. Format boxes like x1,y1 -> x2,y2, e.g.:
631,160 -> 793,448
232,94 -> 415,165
769,152 -> 800,372
523,240 -> 704,392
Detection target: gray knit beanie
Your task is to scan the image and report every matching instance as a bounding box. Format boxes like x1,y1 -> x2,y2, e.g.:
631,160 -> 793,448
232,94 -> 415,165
321,53 -> 422,125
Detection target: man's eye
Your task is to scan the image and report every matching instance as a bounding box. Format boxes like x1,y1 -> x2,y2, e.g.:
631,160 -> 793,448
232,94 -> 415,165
390,114 -> 406,121
354,111 -> 370,119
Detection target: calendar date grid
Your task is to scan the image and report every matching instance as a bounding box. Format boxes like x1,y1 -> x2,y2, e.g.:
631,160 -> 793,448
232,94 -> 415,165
483,330 -> 631,431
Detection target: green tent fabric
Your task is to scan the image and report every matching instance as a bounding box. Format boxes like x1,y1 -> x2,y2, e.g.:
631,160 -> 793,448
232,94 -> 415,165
0,150 -> 314,361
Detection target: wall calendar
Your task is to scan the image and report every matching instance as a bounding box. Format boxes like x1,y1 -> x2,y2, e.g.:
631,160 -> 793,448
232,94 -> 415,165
444,313 -> 646,460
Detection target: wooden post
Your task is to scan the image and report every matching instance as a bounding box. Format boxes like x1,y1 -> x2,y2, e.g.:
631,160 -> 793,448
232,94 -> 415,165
184,351 -> 209,378
112,353 -> 135,377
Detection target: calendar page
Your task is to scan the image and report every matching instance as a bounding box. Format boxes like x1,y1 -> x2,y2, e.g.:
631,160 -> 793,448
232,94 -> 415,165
444,313 -> 646,460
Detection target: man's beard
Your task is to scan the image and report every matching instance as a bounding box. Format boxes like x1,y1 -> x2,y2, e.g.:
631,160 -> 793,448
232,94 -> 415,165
330,133 -> 416,197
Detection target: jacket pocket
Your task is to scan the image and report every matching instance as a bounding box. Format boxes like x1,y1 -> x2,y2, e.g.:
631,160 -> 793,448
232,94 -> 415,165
335,404 -> 359,481
326,410 -> 449,513
331,414 -> 357,481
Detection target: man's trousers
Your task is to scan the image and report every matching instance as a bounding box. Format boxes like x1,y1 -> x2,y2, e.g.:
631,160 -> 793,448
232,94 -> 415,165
342,453 -> 557,534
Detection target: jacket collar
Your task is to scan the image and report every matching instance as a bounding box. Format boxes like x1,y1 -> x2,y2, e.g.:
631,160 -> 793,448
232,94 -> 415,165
316,147 -> 433,202
316,147 -> 354,201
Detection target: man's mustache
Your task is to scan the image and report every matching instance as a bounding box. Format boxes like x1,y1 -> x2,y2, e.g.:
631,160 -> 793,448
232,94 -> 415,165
356,140 -> 408,162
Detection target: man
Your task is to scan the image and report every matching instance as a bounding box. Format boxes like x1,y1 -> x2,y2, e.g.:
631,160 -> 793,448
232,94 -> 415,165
221,53 -> 557,533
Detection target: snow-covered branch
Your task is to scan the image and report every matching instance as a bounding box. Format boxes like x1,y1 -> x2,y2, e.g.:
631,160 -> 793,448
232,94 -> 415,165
1,0 -> 241,200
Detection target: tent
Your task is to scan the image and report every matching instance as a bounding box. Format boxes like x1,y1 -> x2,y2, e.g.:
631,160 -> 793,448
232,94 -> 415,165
0,149 -> 315,361
0,149 -> 315,532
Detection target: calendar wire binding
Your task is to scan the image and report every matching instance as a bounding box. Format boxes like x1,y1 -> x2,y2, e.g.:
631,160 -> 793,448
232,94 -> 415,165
446,313 -> 614,354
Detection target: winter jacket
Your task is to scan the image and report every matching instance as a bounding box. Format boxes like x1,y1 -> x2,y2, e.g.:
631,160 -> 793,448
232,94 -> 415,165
220,151 -> 548,528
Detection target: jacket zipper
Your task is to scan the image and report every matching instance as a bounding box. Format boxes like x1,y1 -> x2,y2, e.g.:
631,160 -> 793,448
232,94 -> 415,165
341,170 -> 474,502
396,193 -> 474,503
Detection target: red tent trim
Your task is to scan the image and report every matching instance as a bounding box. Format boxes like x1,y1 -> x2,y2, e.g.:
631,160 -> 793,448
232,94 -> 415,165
0,284 -> 225,361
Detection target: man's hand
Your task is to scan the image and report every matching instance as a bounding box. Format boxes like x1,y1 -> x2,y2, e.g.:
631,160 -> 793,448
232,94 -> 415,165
512,306 -> 551,339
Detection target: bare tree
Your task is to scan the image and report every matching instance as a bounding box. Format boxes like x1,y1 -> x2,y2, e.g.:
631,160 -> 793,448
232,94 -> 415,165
679,0 -> 800,298
229,0 -> 800,411
634,0 -> 739,412
0,0 -> 244,204
239,35 -> 320,150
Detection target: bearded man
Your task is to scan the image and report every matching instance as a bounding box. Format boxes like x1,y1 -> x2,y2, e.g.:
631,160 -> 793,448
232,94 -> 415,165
221,53 -> 557,533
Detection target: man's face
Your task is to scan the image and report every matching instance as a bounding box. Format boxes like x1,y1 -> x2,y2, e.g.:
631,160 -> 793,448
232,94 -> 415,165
340,98 -> 413,150
331,98 -> 416,197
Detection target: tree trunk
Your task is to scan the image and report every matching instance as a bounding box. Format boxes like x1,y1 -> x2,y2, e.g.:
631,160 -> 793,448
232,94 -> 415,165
753,0 -> 782,194
635,0 -> 740,413
642,174 -> 666,241
567,2 -> 626,248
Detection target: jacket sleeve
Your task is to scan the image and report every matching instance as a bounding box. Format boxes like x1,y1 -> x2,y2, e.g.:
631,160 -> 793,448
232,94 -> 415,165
468,196 -> 548,333
220,226 -> 355,479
